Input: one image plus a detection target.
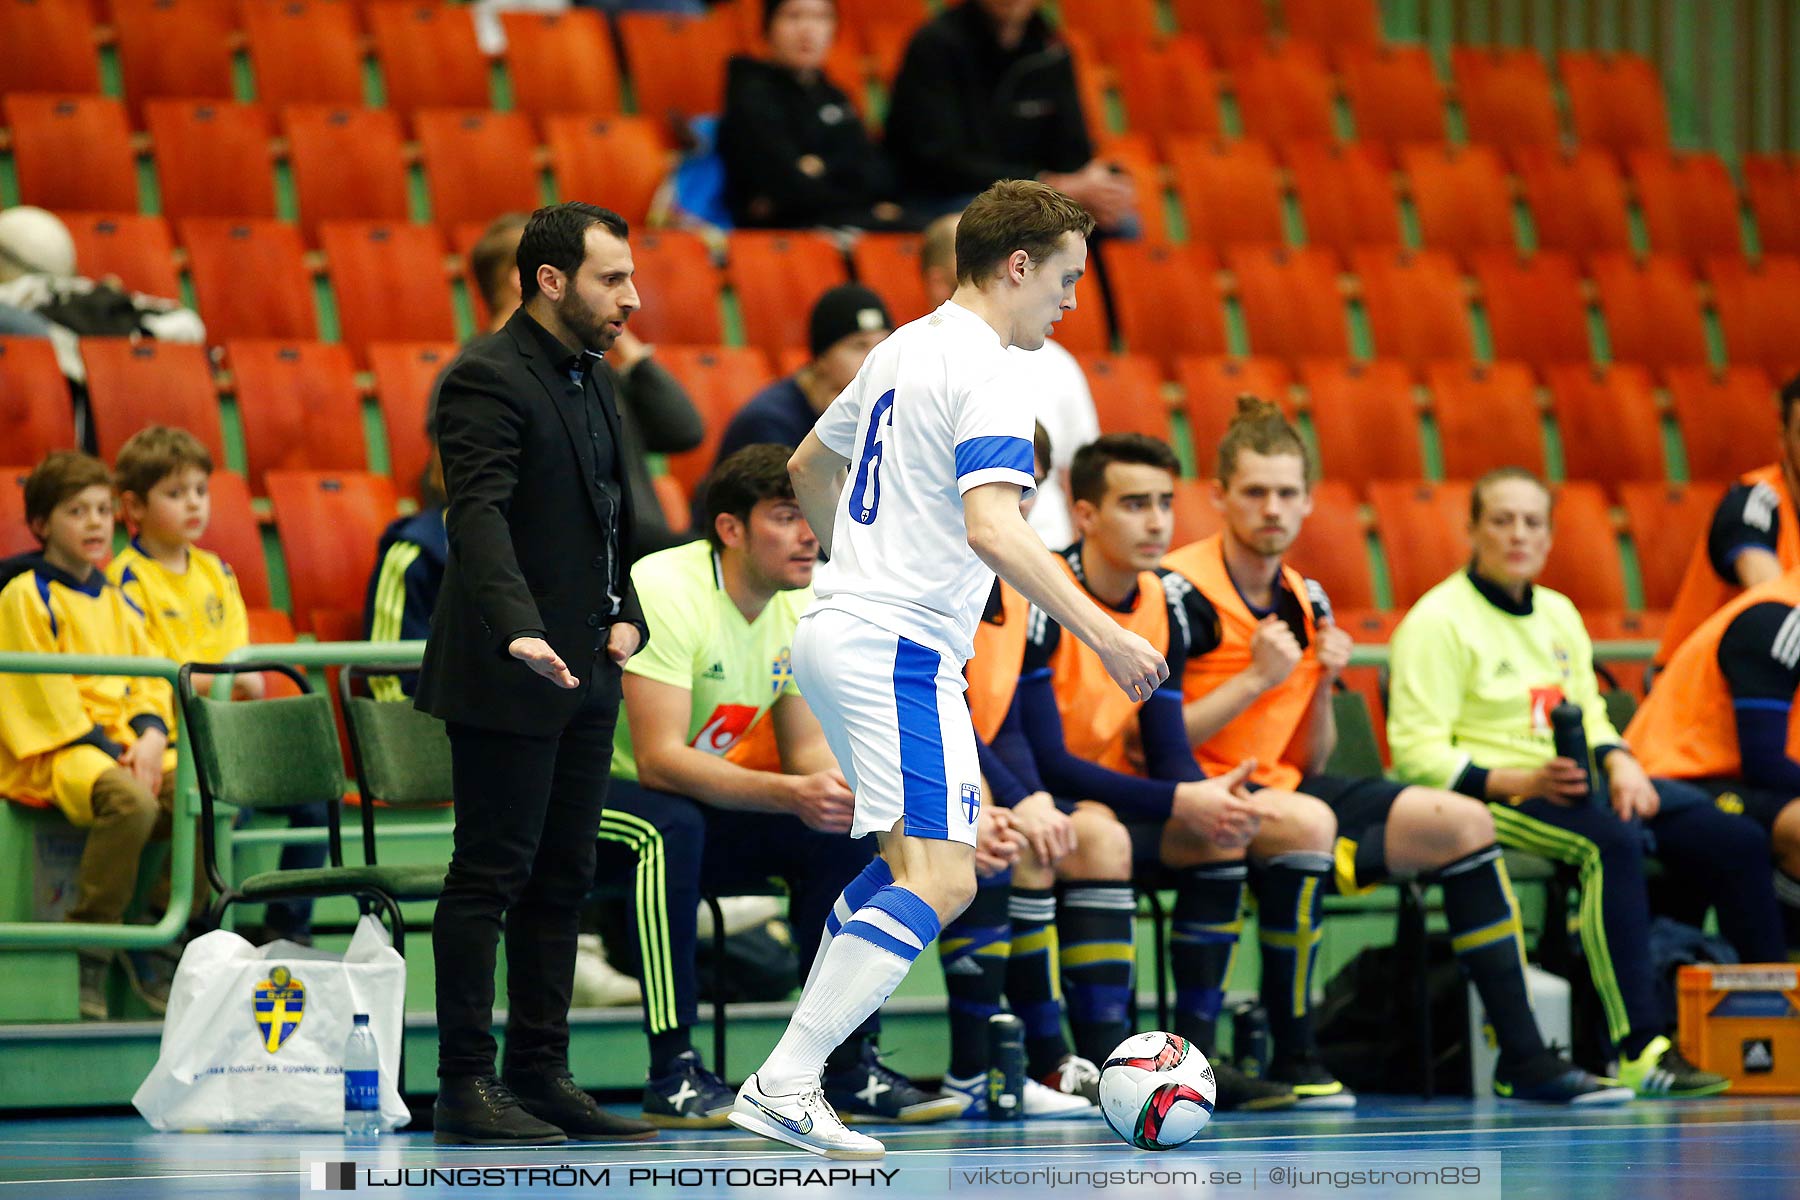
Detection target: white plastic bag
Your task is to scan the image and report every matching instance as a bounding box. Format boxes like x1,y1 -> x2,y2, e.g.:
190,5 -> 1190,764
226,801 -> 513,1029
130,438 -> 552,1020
133,915 -> 410,1132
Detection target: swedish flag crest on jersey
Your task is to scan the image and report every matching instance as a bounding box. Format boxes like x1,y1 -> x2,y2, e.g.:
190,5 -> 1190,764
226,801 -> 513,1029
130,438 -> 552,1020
771,648 -> 794,697
254,965 -> 305,1053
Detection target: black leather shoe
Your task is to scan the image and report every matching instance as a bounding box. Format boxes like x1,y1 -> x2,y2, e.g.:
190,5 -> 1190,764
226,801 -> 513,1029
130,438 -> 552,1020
434,1076 -> 568,1145
505,1072 -> 659,1143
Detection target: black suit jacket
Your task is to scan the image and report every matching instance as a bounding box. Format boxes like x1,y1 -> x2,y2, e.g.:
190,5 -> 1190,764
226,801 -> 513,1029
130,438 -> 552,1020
415,309 -> 648,736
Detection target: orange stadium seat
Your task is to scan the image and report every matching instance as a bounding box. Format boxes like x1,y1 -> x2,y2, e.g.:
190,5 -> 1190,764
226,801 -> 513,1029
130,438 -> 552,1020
1629,150 -> 1746,263
320,221 -> 459,362
1285,140 -> 1401,263
1171,0 -> 1267,56
864,20 -> 914,88
265,470 -> 398,635
82,339 -> 224,465
227,340 -> 367,494
1664,365 -> 1780,483
243,0 -> 366,107
1402,143 -> 1516,264
1227,245 -> 1350,365
1175,355 -> 1292,465
1229,47 -> 1337,145
1471,251 -> 1592,373
4,95 -> 138,212
1103,242 -> 1227,376
1056,0 -> 1157,47
61,212 -> 180,299
501,8 -> 624,117
1704,254 -> 1800,377
544,114 -> 670,227
1168,137 -> 1287,255
1561,51 -> 1671,157
1546,363 -> 1665,493
367,1 -> 489,110
0,0 -> 99,95
626,231 -> 724,345
1537,481 -> 1627,612
0,466 -> 33,561
1080,354 -> 1170,440
1170,478 -> 1223,547
415,108 -> 541,230
1286,480 -> 1375,611
1111,35 -> 1222,155
367,340 -> 457,503
145,100 -> 277,220
1340,45 -> 1445,148
1300,359 -> 1423,489
111,0 -> 235,118
1284,0 -> 1380,54
726,231 -> 849,363
1586,609 -> 1665,696
283,106 -> 412,242
655,345 -> 775,494
1368,479 -> 1473,607
1620,480 -> 1727,611
1426,359 -> 1546,479
0,338 -> 74,465
367,341 -> 457,503
1589,252 -> 1708,371
197,468 -> 270,609
652,473 -> 690,538
1744,154 -> 1800,257
1096,134 -> 1174,246
1513,146 -> 1634,263
1452,47 -> 1561,153
1053,29 -> 1111,147
1352,247 -> 1474,369
180,218 -> 318,342
618,10 -> 742,133
849,234 -> 931,326
834,0 -> 925,36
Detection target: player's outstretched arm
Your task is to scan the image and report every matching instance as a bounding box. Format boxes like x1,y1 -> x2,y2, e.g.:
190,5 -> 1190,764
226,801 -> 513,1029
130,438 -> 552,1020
788,431 -> 850,559
963,482 -> 1168,701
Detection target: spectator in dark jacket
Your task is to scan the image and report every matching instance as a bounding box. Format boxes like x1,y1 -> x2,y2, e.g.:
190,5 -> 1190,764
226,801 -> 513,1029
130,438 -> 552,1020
719,0 -> 908,230
711,284 -> 891,467
463,213 -> 705,554
883,0 -> 1136,230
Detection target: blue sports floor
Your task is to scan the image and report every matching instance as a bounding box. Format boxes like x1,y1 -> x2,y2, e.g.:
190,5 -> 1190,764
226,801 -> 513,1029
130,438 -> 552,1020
3,1097 -> 1798,1199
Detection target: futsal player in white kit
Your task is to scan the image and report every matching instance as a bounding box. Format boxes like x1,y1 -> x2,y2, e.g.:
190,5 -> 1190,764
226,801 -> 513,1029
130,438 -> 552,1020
728,181 -> 1173,1158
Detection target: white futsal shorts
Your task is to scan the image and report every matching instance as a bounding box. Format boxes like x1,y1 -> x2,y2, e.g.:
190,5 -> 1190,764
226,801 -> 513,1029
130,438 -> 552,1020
792,607 -> 982,847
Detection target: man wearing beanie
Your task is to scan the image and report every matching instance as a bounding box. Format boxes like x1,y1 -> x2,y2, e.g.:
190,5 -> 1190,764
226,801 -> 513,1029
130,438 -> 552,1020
711,284 -> 892,468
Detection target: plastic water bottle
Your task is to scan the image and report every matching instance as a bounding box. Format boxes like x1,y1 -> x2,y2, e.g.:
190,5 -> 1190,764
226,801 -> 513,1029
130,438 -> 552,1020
343,1013 -> 381,1140
986,1013 -> 1025,1121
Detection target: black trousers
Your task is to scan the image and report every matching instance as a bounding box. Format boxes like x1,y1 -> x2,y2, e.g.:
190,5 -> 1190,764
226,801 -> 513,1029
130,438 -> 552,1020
435,659 -> 622,1080
596,777 -> 876,1040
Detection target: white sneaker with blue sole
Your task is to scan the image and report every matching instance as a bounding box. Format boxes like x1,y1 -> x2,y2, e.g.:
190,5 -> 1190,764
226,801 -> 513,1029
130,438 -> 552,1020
729,1073 -> 886,1159
941,1072 -> 1096,1118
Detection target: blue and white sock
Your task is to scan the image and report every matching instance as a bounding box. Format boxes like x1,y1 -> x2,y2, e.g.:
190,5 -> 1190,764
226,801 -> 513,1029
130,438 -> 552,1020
759,883 -> 941,1095
801,856 -> 895,996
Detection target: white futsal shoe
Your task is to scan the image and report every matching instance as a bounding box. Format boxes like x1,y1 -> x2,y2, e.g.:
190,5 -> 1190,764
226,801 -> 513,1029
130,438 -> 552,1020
941,1072 -> 1096,1118
729,1072 -> 887,1159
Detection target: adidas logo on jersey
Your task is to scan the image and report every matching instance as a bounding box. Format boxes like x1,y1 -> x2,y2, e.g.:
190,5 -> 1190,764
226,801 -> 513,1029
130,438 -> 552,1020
703,662 -> 726,680
1744,1039 -> 1775,1073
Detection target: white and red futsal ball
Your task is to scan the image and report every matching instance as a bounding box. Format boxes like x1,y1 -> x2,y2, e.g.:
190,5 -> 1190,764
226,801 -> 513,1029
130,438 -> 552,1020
1098,1031 -> 1217,1150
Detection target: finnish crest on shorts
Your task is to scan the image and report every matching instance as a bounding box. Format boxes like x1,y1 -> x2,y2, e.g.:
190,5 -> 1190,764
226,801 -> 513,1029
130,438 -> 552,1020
771,648 -> 794,697
961,782 -> 981,824
253,964 -> 305,1053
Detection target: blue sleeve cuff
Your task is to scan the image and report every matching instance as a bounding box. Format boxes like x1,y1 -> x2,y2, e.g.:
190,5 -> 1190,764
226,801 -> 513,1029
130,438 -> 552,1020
1452,762 -> 1489,800
68,725 -> 126,761
129,714 -> 168,739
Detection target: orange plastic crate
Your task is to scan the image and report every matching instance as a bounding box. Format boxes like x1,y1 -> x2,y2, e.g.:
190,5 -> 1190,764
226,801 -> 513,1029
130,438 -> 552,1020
1677,964 -> 1800,1094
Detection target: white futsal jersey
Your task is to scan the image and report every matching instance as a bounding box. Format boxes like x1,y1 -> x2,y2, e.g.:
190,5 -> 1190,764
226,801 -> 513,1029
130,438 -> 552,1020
809,300 -> 1038,663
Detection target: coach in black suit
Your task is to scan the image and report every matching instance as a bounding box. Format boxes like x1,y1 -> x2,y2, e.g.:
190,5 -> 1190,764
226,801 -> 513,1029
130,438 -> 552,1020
417,203 -> 657,1147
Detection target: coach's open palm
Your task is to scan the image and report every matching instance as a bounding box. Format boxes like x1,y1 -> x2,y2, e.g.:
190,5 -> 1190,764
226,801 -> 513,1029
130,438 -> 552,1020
1098,626 -> 1169,702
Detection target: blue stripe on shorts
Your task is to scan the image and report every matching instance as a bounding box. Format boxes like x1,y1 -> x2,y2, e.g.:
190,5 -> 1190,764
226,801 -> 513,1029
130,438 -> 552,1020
893,635 -> 950,838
